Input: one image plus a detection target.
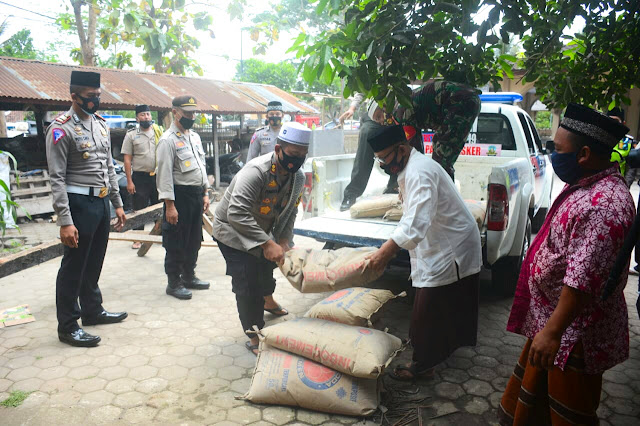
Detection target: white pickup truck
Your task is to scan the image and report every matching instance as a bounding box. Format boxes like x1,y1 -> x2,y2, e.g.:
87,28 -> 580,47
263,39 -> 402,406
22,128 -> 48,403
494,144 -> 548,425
294,100 -> 554,294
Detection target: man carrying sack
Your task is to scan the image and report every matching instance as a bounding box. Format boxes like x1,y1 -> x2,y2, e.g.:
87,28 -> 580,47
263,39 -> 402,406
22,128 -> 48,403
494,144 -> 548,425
498,104 -> 633,425
365,125 -> 482,380
212,122 -> 310,355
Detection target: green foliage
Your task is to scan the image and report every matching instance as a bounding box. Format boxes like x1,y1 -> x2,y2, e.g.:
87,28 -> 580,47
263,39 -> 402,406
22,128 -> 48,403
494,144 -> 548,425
0,151 -> 29,249
234,59 -> 299,90
244,0 -> 639,111
0,29 -> 38,59
535,111 -> 552,130
0,391 -> 33,408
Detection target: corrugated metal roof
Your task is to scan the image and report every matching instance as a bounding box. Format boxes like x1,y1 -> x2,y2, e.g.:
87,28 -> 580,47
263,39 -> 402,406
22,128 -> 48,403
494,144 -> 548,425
0,57 -> 317,114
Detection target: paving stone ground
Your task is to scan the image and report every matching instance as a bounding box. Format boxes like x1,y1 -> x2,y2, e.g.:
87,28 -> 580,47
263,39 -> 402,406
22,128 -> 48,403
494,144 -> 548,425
1,229 -> 639,425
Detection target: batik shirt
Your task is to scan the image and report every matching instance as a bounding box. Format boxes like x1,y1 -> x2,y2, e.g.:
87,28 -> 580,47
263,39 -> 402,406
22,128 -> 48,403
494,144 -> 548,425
507,167 -> 635,374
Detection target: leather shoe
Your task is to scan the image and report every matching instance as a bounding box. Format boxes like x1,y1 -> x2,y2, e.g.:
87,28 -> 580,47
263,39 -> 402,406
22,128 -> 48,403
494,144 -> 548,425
167,275 -> 192,300
58,328 -> 101,347
181,274 -> 210,290
82,311 -> 128,326
340,197 -> 356,212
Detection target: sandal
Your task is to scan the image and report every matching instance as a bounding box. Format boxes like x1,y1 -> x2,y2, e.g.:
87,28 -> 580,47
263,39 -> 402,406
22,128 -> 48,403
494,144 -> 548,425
264,303 -> 288,316
245,341 -> 259,356
389,363 -> 435,381
132,242 -> 142,249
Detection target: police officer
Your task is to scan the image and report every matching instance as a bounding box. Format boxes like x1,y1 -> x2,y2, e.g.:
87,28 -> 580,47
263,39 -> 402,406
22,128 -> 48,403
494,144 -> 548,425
156,95 -> 210,300
212,122 -> 310,355
46,70 -> 127,347
122,104 -> 162,249
246,101 -> 284,162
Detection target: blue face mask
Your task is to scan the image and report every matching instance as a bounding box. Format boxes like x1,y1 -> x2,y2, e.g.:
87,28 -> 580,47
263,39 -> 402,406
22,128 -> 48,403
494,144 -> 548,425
551,150 -> 581,184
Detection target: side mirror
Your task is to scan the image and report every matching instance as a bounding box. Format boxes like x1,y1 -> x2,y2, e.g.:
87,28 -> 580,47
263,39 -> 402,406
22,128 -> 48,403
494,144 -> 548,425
545,140 -> 555,154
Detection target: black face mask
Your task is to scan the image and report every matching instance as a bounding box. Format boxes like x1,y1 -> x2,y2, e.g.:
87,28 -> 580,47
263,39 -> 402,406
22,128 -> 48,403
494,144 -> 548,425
179,116 -> 195,130
269,116 -> 282,127
379,146 -> 406,175
139,120 -> 153,129
278,149 -> 306,173
76,94 -> 100,115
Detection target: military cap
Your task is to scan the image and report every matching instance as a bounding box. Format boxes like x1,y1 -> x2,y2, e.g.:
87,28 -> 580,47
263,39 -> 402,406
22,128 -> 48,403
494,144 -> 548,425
367,125 -> 406,152
278,122 -> 311,146
135,104 -> 150,115
172,95 -> 198,111
267,101 -> 283,112
560,103 -> 629,149
70,70 -> 100,88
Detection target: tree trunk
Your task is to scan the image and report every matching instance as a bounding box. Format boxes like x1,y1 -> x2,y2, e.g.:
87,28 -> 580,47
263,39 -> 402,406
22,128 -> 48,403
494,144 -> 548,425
71,0 -> 98,66
0,111 -> 7,138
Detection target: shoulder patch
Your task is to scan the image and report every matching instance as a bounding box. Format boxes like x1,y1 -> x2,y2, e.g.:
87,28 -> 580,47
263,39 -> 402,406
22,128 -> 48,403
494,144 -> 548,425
55,114 -> 70,124
94,113 -> 106,122
52,128 -> 66,144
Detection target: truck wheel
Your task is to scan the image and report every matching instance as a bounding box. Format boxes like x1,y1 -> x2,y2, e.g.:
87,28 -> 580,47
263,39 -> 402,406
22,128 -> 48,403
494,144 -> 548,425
491,219 -> 531,296
531,207 -> 548,233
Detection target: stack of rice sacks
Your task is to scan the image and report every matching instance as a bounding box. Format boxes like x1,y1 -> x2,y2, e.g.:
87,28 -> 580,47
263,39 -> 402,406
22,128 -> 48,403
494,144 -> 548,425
241,288 -> 405,416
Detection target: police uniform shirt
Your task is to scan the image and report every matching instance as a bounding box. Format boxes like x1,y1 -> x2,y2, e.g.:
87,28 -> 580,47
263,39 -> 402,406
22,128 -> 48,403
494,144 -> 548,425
121,126 -> 157,173
246,126 -> 279,162
46,108 -> 123,227
156,122 -> 208,200
212,153 -> 303,255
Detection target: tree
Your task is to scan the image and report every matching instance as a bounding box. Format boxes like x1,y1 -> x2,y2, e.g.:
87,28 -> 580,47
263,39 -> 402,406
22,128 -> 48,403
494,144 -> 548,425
234,59 -> 298,90
57,0 -> 217,75
0,29 -> 38,59
285,0 -> 639,111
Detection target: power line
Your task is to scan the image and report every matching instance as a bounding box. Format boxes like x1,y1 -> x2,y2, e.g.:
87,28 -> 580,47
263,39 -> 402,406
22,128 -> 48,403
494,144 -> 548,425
0,1 -> 57,20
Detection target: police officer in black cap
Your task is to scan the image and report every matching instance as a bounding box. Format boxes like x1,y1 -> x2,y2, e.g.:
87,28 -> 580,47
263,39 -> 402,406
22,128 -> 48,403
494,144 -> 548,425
46,70 -> 128,347
156,95 -> 211,299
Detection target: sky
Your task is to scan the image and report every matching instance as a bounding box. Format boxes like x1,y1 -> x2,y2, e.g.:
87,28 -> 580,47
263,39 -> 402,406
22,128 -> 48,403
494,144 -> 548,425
0,0 -> 294,81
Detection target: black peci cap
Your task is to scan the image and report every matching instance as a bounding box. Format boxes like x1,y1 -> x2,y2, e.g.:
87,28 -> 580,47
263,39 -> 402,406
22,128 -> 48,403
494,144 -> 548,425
367,125 -> 407,152
70,70 -> 100,88
266,101 -> 283,112
560,103 -> 629,149
135,104 -> 150,115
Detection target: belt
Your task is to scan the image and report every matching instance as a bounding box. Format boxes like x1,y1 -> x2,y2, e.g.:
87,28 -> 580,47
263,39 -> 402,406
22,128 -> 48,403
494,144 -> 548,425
67,184 -> 109,198
133,170 -> 156,176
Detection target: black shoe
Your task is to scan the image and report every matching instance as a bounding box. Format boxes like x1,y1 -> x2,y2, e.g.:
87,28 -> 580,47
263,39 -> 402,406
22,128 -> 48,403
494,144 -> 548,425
166,275 -> 192,300
181,274 -> 210,290
82,311 -> 128,326
58,328 -> 101,347
340,197 -> 356,212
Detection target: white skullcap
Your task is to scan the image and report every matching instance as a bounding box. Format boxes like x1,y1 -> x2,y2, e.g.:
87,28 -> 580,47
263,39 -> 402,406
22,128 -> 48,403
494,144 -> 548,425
278,122 -> 312,146
367,100 -> 380,121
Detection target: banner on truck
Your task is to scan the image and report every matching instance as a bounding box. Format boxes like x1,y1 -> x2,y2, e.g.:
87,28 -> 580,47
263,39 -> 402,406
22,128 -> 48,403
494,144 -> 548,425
423,133 -> 501,157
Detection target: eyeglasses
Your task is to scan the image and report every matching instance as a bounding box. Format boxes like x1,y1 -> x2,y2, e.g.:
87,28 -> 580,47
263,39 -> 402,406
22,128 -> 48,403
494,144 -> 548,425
375,145 -> 399,165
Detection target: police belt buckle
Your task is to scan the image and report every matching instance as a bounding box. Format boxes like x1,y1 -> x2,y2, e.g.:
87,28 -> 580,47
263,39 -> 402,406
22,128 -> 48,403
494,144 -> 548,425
149,171 -> 156,176
98,187 -> 109,198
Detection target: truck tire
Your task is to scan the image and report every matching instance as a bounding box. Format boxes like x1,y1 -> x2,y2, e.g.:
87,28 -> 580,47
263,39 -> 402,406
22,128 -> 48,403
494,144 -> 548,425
531,208 -> 547,233
491,219 -> 531,296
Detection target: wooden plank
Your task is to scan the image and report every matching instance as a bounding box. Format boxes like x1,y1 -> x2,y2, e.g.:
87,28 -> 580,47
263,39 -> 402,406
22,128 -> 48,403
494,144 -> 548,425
112,203 -> 163,232
110,232 -> 217,247
137,218 -> 162,257
11,185 -> 52,197
202,213 -> 214,237
0,240 -> 64,279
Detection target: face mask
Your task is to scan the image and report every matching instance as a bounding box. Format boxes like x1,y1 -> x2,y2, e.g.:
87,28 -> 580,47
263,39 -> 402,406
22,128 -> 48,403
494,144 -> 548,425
379,146 -> 406,175
269,116 -> 282,127
179,116 -> 195,130
139,120 -> 153,129
551,150 -> 581,184
76,94 -> 100,115
278,149 -> 306,173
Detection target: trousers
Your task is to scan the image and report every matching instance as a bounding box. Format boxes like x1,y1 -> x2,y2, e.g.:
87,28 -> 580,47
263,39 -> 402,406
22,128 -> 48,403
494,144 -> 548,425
132,172 -> 159,230
56,193 -> 109,333
162,185 -> 203,277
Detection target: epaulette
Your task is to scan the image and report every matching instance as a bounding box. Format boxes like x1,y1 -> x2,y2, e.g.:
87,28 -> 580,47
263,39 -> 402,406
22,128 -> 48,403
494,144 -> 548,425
55,114 -> 70,124
126,127 -> 137,133
255,126 -> 268,132
94,113 -> 106,122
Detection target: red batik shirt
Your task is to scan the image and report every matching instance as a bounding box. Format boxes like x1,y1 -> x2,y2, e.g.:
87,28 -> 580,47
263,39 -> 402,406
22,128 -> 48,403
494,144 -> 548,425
507,166 -> 635,374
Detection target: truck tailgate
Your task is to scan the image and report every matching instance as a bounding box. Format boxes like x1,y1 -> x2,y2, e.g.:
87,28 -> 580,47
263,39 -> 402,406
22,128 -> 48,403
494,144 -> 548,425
294,211 -> 397,247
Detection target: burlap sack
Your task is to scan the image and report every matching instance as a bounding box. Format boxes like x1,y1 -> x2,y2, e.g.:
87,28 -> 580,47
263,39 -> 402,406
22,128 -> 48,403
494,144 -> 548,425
279,247 -> 383,293
258,318 -> 403,379
380,199 -> 487,230
305,287 -> 405,327
242,344 -> 380,416
350,194 -> 401,218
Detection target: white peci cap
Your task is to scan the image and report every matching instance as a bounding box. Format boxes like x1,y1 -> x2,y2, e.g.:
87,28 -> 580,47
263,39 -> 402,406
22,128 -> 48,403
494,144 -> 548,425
278,122 -> 312,146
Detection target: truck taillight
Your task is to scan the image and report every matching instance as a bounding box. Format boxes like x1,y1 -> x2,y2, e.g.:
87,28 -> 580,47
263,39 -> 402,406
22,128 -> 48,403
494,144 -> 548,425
487,184 -> 508,231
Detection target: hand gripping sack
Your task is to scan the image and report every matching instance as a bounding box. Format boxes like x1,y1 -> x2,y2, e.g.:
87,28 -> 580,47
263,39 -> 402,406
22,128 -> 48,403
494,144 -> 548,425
379,199 -> 486,231
305,287 -> 405,327
242,344 -> 380,416
258,318 -> 403,379
350,194 -> 401,218
279,247 -> 383,293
